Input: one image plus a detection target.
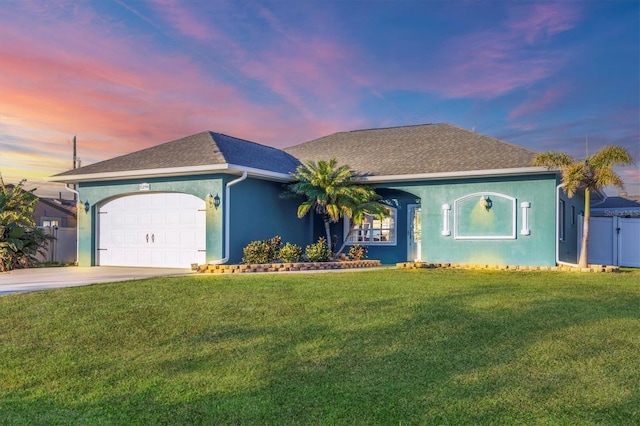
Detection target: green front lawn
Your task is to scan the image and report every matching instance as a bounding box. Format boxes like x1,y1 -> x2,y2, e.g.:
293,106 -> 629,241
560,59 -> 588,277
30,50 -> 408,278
1,269 -> 639,425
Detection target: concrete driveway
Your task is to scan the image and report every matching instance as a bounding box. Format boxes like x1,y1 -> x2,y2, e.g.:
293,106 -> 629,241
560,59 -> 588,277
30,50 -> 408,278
0,267 -> 193,295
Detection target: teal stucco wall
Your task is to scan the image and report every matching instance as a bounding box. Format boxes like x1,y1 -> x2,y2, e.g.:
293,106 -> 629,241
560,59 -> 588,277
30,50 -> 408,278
558,187 -> 584,264
227,178 -> 312,264
76,175 -> 224,266
75,171 -> 570,267
384,174 -> 561,266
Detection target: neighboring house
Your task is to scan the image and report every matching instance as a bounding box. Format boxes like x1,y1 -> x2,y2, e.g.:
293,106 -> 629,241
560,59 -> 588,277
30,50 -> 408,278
4,184 -> 77,228
33,196 -> 77,228
50,123 -> 579,268
579,194 -> 640,267
33,196 -> 78,264
3,184 -> 78,263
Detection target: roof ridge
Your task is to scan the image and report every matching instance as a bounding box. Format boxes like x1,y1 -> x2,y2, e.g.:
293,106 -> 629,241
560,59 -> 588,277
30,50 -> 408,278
343,123 -> 438,134
209,131 -> 284,152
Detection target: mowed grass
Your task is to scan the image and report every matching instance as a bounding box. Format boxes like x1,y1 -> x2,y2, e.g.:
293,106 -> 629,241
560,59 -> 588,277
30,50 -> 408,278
1,269 -> 639,425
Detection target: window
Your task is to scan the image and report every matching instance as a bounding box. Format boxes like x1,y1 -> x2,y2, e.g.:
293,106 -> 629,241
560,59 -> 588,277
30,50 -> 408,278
571,205 -> 576,226
41,218 -> 60,228
558,200 -> 565,241
345,207 -> 396,245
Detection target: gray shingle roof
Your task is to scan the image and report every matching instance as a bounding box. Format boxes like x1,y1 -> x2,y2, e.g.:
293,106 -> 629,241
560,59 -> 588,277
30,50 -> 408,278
52,123 -> 540,182
592,196 -> 640,209
284,123 -> 538,176
53,131 -> 300,178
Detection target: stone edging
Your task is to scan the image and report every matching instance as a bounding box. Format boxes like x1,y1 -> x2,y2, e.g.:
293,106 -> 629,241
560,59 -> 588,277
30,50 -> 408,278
198,260 -> 382,274
396,262 -> 620,273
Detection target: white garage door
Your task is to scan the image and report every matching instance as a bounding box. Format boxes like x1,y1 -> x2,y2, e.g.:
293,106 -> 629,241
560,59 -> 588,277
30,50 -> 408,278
97,193 -> 206,268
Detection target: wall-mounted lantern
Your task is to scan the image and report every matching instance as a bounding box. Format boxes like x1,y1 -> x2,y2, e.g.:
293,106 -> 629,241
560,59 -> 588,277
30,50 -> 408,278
480,195 -> 493,211
206,193 -> 221,209
84,201 -> 90,213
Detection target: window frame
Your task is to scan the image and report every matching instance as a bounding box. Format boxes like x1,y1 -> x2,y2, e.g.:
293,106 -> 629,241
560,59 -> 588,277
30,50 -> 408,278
344,206 -> 397,246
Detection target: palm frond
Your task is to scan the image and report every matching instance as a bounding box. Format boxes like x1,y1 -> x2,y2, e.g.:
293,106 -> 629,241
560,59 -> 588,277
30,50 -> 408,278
589,145 -> 634,169
593,167 -> 625,191
532,151 -> 575,168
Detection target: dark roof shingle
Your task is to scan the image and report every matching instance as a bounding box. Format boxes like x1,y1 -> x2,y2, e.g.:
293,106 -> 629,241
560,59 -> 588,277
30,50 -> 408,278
53,132 -> 300,178
284,123 -> 538,176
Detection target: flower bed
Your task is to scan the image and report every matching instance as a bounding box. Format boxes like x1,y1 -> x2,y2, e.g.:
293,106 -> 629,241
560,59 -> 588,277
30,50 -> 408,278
396,262 -> 620,273
198,260 -> 381,274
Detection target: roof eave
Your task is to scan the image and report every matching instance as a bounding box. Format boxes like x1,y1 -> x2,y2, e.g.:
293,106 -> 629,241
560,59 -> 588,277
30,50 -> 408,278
48,163 -> 295,184
359,166 -> 555,183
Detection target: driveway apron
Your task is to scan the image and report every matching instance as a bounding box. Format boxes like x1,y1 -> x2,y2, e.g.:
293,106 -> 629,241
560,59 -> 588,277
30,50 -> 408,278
0,267 -> 192,295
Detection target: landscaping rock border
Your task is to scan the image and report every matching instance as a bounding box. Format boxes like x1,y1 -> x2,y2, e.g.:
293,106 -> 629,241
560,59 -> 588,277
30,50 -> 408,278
396,262 -> 620,273
198,260 -> 382,274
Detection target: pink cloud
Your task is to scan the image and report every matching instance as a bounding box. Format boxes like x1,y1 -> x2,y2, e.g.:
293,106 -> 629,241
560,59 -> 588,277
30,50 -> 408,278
507,2 -> 581,44
239,35 -> 369,119
148,0 -> 220,42
0,2 -> 367,194
509,88 -> 565,121
391,2 -> 581,100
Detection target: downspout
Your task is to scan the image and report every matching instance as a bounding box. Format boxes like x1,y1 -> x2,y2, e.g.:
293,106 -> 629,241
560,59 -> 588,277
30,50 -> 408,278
209,171 -> 248,265
556,183 -> 578,267
64,184 -> 80,266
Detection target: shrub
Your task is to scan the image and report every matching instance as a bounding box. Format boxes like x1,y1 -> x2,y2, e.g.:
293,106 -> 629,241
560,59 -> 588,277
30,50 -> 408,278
348,244 -> 367,261
280,242 -> 303,263
305,237 -> 331,262
242,236 -> 282,264
1,178 -> 54,272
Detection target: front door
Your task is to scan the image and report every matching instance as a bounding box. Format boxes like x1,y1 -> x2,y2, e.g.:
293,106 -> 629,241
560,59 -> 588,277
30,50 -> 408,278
407,204 -> 421,261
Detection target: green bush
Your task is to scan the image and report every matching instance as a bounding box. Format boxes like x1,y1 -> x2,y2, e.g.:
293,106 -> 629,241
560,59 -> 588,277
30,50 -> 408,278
280,242 -> 303,262
242,236 -> 282,264
305,237 -> 331,262
0,178 -> 54,272
348,244 -> 367,261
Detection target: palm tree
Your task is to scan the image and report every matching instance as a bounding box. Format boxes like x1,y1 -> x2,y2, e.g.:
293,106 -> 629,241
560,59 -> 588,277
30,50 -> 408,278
532,145 -> 633,268
286,158 -> 388,259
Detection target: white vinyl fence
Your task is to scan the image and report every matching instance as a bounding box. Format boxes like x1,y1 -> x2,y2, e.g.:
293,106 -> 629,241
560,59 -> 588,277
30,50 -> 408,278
36,226 -> 77,264
578,216 -> 640,267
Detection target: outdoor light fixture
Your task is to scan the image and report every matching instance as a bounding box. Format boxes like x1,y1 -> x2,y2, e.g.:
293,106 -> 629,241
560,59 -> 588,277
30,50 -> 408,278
206,193 -> 221,209
480,195 -> 492,211
84,201 -> 90,213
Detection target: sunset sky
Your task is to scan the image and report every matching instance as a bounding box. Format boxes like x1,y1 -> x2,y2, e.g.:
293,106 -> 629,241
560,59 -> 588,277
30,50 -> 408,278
1,0 -> 638,198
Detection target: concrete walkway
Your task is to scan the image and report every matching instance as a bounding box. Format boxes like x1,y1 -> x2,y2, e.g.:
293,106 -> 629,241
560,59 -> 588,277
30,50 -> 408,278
0,267 -> 193,295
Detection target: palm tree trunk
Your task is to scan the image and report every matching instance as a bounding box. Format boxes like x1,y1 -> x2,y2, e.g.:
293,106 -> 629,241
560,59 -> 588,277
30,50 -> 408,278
323,218 -> 332,252
333,224 -> 355,260
578,188 -> 590,268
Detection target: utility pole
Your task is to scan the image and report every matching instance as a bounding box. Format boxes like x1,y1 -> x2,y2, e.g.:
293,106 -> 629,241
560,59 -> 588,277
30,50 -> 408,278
73,135 -> 77,169
72,136 -> 77,200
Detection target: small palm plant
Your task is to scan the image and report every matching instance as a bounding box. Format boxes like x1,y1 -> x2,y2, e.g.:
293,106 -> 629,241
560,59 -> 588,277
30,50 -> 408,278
286,158 -> 388,259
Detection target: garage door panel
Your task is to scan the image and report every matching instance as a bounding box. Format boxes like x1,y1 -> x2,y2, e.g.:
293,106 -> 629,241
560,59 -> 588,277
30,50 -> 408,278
98,193 -> 206,268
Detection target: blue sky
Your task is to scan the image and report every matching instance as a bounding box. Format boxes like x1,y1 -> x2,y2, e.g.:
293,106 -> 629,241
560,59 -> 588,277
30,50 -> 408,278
1,0 -> 638,196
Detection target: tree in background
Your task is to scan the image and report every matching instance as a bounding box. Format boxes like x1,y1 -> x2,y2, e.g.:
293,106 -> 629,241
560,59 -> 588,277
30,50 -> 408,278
0,176 -> 53,271
286,158 -> 388,260
532,145 -> 633,268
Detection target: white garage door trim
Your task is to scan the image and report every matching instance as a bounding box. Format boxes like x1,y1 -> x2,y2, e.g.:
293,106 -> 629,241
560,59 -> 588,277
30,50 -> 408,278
97,193 -> 206,268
